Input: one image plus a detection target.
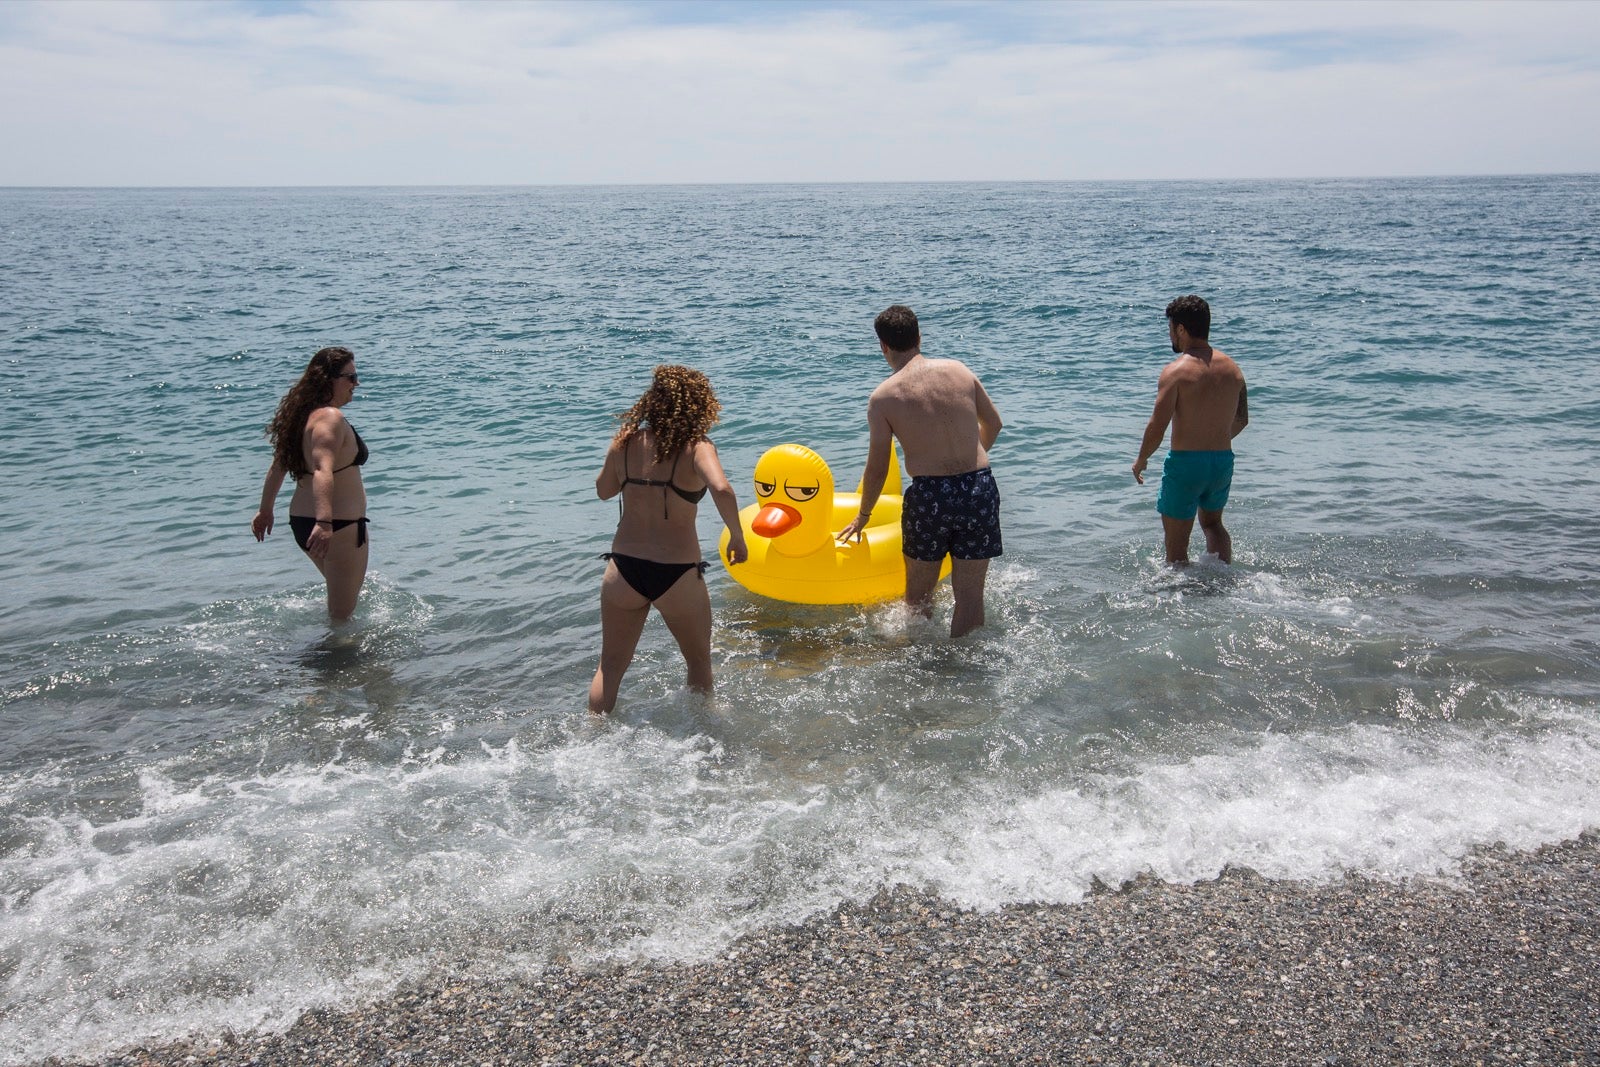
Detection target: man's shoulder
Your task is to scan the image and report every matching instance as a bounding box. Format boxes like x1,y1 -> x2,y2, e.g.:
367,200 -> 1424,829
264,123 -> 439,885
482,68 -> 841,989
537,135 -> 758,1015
1158,356 -> 1196,382
1162,350 -> 1241,379
868,376 -> 901,401
930,356 -> 976,376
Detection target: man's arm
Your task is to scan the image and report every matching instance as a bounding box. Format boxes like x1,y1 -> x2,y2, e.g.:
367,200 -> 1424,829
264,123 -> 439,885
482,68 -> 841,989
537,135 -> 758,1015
837,397 -> 893,543
974,377 -> 1002,451
1132,368 -> 1177,485
1231,381 -> 1249,439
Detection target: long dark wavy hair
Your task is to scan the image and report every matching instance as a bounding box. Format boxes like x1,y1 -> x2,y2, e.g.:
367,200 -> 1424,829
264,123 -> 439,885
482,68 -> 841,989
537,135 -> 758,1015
612,364 -> 722,464
265,346 -> 354,479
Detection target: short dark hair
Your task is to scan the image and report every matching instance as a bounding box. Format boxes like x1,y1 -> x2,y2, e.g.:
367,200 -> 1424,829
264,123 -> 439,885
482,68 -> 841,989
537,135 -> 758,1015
874,305 -> 920,352
1165,295 -> 1210,339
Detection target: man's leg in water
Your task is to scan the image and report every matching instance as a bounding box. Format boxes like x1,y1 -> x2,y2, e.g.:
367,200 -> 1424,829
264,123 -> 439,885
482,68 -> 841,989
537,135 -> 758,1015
1162,515 -> 1194,565
904,557 -> 943,618
949,557 -> 989,638
1198,508 -> 1231,563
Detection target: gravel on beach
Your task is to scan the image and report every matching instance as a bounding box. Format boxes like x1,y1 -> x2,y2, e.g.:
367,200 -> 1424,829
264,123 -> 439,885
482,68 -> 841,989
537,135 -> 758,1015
60,833 -> 1600,1067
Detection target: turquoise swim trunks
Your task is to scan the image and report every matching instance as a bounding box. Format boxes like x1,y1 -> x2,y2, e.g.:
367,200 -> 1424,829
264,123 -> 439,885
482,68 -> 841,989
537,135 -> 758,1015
1157,450 -> 1234,520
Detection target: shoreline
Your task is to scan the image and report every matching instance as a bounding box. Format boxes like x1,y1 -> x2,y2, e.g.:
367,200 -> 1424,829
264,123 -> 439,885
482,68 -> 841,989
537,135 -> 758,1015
57,833 -> 1600,1066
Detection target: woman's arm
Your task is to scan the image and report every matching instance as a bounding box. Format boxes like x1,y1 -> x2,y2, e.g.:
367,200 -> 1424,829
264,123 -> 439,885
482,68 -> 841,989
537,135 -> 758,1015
252,459 -> 287,541
303,410 -> 343,560
596,438 -> 625,500
694,440 -> 746,564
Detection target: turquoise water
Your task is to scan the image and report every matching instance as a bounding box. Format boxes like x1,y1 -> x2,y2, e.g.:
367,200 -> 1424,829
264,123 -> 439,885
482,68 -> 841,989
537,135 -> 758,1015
2,177 -> 1599,1062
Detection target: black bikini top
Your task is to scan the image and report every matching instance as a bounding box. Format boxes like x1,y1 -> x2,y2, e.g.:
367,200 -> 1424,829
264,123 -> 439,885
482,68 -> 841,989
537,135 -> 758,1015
334,425 -> 368,473
622,443 -> 706,517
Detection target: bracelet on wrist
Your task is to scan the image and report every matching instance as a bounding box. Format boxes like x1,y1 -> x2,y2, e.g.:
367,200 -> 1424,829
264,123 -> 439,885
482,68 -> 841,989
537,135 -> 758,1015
315,520 -> 333,527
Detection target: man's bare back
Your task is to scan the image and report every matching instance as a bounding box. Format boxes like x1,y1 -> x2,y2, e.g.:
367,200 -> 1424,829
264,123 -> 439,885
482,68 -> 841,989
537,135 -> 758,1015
1159,347 -> 1247,452
871,355 -> 1000,477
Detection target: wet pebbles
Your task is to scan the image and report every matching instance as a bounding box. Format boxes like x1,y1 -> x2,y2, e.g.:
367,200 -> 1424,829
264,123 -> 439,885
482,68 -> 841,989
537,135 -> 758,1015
58,833 -> 1600,1066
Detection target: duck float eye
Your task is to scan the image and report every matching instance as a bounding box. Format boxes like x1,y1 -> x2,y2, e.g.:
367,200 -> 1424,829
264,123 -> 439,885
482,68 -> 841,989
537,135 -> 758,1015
784,483 -> 819,502
755,480 -> 775,497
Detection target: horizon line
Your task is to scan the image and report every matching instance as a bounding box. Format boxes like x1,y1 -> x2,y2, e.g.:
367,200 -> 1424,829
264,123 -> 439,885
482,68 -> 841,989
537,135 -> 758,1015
3,171 -> 1598,192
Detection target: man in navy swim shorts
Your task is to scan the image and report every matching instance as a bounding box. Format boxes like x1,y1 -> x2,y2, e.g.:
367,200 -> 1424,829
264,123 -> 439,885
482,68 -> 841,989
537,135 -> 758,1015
839,305 -> 1004,637
1132,295 -> 1249,565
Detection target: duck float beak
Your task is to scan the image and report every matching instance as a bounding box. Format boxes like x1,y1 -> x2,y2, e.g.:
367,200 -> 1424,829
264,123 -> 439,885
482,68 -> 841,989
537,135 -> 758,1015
751,502 -> 802,538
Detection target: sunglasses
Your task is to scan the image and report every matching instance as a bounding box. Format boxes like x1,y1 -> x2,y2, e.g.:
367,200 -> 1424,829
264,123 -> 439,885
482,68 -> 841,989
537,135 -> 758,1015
333,372 -> 360,384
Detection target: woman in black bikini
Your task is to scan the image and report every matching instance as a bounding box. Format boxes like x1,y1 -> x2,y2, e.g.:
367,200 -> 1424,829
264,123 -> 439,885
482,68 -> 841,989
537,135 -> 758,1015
251,346 -> 370,622
590,365 -> 747,714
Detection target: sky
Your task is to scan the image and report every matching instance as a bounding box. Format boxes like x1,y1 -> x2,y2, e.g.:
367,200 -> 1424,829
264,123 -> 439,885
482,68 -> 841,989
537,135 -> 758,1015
2,0 -> 1598,186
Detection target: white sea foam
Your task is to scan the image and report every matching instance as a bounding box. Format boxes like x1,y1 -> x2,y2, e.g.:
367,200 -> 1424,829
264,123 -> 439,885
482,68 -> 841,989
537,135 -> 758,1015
901,706 -> 1600,908
9,702 -> 1598,1065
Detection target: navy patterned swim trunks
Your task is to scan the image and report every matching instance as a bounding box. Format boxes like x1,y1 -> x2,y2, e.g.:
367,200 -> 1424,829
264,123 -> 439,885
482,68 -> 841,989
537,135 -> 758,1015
902,467 -> 1003,562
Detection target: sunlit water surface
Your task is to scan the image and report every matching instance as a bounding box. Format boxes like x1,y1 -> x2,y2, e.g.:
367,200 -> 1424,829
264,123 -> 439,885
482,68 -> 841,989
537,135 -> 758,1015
2,177 -> 1598,1063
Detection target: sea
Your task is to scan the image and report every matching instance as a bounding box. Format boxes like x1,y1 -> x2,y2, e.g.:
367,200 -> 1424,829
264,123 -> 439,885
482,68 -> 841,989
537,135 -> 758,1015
2,177 -> 1598,1064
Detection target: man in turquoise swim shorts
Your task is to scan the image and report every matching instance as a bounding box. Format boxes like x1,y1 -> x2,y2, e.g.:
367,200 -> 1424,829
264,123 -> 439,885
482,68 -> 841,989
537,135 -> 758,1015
1132,295 -> 1249,565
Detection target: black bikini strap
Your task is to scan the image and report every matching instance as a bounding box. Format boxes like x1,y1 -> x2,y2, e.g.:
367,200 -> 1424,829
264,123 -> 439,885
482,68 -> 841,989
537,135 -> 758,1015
655,446 -> 678,518
616,437 -> 680,519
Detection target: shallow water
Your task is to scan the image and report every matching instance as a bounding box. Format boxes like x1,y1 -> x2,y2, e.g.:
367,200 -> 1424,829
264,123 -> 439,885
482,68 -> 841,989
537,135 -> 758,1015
2,177 -> 1599,1063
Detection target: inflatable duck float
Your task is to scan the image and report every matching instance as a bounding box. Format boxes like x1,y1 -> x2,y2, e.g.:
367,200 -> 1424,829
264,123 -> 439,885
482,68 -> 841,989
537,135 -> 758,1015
718,442 -> 951,605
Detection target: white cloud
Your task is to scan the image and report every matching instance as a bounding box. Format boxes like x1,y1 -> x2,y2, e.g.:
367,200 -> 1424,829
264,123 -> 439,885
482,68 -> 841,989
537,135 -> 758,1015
0,0 -> 1596,184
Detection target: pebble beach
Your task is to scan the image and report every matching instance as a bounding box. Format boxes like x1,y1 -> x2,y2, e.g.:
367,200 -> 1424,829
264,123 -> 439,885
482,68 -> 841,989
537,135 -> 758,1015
56,833 -> 1600,1067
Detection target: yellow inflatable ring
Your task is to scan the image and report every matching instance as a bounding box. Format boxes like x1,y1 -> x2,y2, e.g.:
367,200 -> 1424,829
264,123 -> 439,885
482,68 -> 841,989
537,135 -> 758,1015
718,442 -> 951,605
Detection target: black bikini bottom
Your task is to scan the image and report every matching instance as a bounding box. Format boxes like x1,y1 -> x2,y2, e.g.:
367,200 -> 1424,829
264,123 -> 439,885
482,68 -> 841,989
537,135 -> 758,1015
602,553 -> 708,602
290,515 -> 369,551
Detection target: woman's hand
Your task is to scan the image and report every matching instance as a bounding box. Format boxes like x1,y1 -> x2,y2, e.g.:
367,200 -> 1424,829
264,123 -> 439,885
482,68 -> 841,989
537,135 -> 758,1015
255,460 -> 286,541
306,523 -> 332,561
725,532 -> 748,565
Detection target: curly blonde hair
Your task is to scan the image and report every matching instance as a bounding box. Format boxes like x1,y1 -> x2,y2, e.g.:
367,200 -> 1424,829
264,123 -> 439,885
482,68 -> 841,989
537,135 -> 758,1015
613,365 -> 722,463
265,346 -> 353,479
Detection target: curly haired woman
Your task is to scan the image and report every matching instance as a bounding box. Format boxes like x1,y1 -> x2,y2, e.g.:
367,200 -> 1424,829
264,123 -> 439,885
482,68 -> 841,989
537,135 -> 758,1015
251,346 -> 370,622
590,365 -> 747,713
